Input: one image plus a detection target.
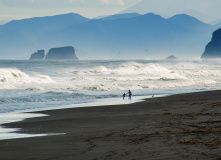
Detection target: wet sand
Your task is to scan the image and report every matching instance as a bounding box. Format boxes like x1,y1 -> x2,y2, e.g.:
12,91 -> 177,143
0,90 -> 221,160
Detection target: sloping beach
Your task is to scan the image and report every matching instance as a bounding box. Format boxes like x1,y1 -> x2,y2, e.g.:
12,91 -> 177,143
0,90 -> 220,160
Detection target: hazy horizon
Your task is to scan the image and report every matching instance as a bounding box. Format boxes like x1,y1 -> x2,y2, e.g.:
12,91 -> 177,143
1,0 -> 221,23
0,0 -> 220,60
0,0 -> 139,22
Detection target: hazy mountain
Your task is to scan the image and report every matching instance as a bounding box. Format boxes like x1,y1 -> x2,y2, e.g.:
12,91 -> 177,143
60,13 -> 213,59
124,0 -> 221,24
0,12 -> 215,59
100,13 -> 141,20
0,13 -> 89,59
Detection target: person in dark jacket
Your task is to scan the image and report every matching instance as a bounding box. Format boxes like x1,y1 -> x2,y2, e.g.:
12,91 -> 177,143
128,90 -> 132,100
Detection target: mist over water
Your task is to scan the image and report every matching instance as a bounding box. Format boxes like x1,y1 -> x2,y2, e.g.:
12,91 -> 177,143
0,59 -> 220,113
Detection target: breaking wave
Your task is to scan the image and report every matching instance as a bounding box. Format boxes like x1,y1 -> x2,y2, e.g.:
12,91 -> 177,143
0,68 -> 53,89
67,62 -> 220,91
0,62 -> 220,91
74,62 -> 185,80
0,60 -> 221,114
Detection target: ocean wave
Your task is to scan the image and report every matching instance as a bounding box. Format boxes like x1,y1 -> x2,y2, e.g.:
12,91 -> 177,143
73,62 -> 186,80
0,91 -> 119,113
0,61 -> 220,92
0,60 -> 221,114
0,68 -> 53,89
66,62 -> 221,91
0,92 -> 93,104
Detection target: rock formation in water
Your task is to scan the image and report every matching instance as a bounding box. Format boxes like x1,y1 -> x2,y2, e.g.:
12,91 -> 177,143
45,46 -> 78,60
29,50 -> 45,60
202,28 -> 221,58
166,55 -> 178,60
29,46 -> 78,60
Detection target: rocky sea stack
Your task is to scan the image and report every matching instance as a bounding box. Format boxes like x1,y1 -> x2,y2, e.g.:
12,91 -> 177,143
29,46 -> 78,60
166,55 -> 178,61
46,46 -> 78,60
29,50 -> 45,60
202,28 -> 221,59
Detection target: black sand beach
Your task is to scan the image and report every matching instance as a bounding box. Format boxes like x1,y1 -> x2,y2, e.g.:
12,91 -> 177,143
0,91 -> 221,160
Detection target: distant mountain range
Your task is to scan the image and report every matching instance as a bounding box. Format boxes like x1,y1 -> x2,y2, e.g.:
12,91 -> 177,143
0,12 -> 218,59
100,13 -> 141,20
123,0 -> 221,23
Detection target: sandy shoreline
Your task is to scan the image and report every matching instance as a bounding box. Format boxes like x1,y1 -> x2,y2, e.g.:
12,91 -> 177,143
0,90 -> 221,160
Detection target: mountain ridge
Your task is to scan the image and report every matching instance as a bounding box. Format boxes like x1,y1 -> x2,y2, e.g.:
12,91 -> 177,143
0,12 -> 216,59
123,0 -> 221,23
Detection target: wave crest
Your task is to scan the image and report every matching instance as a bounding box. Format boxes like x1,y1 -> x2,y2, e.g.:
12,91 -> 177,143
74,62 -> 185,80
0,68 -> 53,89
67,62 -> 220,91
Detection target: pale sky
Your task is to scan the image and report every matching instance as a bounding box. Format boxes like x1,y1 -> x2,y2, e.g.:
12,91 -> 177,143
0,0 -> 140,21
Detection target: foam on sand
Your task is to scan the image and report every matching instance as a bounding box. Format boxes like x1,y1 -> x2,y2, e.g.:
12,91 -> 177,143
0,95 -> 154,140
0,112 -> 48,140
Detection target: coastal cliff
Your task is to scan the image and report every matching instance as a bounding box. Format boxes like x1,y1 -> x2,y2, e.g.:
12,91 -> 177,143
202,28 -> 221,58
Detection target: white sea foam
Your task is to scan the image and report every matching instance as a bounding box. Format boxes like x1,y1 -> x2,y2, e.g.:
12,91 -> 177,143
0,60 -> 220,114
75,62 -> 185,79
0,112 -> 48,140
65,62 -> 221,91
2,60 -> 220,140
0,96 -> 148,140
0,62 -> 220,91
0,112 -> 47,124
0,68 -> 53,89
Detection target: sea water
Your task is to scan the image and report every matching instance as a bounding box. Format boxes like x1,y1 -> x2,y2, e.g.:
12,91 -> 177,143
0,59 -> 220,139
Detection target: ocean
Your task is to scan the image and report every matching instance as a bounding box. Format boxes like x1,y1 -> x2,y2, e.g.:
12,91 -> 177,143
0,59 -> 220,114
0,59 -> 221,139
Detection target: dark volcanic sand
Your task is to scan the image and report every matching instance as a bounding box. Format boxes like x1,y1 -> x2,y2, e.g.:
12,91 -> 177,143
0,91 -> 221,160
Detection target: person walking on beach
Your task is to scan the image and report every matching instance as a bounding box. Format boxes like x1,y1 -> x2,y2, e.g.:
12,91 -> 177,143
128,90 -> 132,100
